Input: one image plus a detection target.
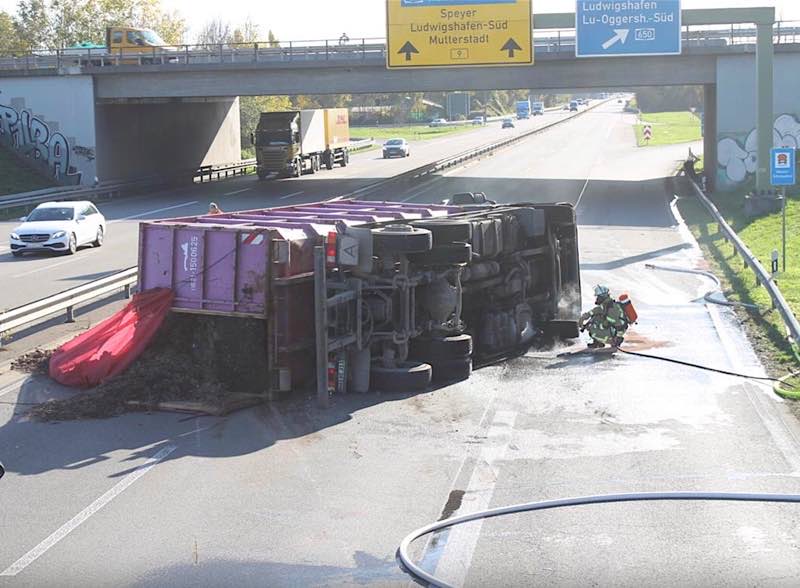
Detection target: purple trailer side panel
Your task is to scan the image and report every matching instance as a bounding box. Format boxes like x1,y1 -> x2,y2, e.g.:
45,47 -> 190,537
139,223 -> 269,317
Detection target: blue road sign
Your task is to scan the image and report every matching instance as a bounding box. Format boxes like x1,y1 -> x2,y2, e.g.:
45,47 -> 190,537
576,0 -> 682,58
771,148 -> 797,186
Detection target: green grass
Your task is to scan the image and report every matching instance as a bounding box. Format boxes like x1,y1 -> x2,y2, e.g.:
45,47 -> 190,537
352,124 -> 475,142
676,185 -> 800,372
0,149 -> 55,196
634,111 -> 702,147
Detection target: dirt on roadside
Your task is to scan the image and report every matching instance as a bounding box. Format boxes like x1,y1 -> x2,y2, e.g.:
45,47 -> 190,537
27,314 -> 270,422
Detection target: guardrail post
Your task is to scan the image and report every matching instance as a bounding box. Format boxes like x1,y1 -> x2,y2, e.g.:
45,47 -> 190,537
325,40 -> 330,60
65,305 -> 75,323
124,284 -> 132,299
254,42 -> 259,63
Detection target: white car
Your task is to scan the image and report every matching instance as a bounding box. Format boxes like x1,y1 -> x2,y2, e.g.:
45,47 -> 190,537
429,118 -> 448,127
10,201 -> 106,257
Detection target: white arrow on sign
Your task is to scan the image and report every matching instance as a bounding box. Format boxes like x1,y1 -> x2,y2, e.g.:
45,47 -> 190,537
602,29 -> 630,50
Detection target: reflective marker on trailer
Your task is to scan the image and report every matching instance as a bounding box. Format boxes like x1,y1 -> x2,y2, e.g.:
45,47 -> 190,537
326,232 -> 338,267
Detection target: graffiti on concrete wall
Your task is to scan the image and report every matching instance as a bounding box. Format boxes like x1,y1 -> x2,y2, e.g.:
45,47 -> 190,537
0,103 -> 82,185
718,114 -> 800,185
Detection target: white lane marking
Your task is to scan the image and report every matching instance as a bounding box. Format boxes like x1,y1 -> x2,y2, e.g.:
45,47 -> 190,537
574,122 -> 615,210
0,443 -> 177,577
0,377 -> 27,399
11,256 -> 85,279
223,188 -> 251,196
280,191 -> 305,200
111,201 -> 199,223
432,410 -> 517,586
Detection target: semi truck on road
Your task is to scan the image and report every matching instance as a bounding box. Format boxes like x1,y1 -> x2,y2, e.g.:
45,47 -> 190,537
138,197 -> 581,398
252,109 -> 351,180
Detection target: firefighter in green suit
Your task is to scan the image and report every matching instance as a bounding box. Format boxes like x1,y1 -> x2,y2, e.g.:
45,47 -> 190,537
581,285 -> 629,348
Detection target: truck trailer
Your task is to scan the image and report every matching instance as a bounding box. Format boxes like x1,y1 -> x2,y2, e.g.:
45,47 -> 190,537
252,109 -> 351,180
138,197 -> 581,398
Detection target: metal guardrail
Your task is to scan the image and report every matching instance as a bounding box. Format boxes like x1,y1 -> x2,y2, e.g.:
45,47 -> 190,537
0,267 -> 138,347
1,22 -> 799,72
687,178 -> 800,345
341,100 -> 606,201
0,158 -> 260,212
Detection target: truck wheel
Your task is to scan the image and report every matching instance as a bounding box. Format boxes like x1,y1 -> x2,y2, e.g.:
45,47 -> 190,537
410,333 -> 473,361
372,225 -> 432,255
430,357 -> 472,383
341,149 -> 349,167
293,159 -> 302,178
411,219 -> 472,245
314,156 -> 321,172
325,153 -> 334,170
308,157 -> 316,175
370,361 -> 432,393
257,171 -> 267,181
408,243 -> 471,266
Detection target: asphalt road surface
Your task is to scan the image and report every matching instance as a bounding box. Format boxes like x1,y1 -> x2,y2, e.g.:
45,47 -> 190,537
0,108 -> 574,310
3,101 -> 800,587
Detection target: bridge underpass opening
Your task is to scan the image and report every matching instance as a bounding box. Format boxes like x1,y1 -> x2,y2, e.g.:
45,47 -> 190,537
94,98 -> 241,181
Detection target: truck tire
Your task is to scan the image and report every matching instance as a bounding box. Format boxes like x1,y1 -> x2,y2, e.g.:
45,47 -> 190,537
410,219 -> 472,245
410,333 -> 473,361
340,149 -> 349,167
372,225 -> 432,255
325,152 -> 334,170
370,361 -> 432,393
293,159 -> 302,178
430,357 -> 472,383
408,243 -> 471,266
257,170 -> 267,181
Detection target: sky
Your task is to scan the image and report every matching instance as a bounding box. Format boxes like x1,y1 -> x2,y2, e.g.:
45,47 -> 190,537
0,0 -> 798,42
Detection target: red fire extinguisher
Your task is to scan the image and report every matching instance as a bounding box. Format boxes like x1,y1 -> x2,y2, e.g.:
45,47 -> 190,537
618,294 -> 638,324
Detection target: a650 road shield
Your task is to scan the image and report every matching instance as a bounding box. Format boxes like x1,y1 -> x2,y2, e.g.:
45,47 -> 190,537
386,0 -> 533,69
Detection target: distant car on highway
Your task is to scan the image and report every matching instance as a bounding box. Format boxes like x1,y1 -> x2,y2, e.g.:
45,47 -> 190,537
9,201 -> 106,257
569,100 -> 579,112
471,116 -> 485,125
382,138 -> 410,158
501,118 -> 515,129
429,118 -> 448,127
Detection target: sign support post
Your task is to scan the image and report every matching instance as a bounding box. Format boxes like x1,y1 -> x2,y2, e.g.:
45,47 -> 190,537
770,147 -> 796,275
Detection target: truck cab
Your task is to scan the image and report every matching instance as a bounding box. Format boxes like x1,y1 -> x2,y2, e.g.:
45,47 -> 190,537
532,102 -> 545,116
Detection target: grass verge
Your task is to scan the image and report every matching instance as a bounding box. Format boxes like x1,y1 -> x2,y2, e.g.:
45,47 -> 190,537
352,124 -> 476,142
0,149 -> 55,196
635,111 -> 702,147
675,183 -> 800,378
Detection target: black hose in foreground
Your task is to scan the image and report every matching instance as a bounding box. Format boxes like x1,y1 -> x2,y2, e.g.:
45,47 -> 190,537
616,348 -> 782,382
397,492 -> 800,588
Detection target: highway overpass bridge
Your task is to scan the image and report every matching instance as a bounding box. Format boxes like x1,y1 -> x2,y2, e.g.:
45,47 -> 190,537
0,7 -> 796,191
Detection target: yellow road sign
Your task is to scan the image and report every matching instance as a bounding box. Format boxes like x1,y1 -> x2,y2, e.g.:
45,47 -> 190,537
386,0 -> 533,69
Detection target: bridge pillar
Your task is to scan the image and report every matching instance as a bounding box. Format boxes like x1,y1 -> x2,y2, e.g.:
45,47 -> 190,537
703,83 -> 717,193
755,23 -> 774,190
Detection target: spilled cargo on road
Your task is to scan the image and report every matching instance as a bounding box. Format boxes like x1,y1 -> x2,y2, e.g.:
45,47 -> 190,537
136,196 -> 582,402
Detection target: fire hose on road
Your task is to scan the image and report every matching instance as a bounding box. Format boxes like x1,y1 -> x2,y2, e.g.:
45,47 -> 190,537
397,492 -> 800,588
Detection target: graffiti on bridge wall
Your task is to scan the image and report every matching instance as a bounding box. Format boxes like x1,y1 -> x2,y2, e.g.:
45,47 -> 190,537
0,104 -> 82,185
718,114 -> 800,186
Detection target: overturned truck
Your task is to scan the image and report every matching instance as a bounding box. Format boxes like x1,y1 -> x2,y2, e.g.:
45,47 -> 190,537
138,197 -> 581,399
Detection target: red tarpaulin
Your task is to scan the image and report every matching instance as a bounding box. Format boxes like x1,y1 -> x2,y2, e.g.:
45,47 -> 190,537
49,288 -> 174,388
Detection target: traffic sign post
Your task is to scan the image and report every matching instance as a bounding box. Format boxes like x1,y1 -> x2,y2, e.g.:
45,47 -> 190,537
576,0 -> 682,58
770,147 -> 796,273
386,0 -> 533,69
